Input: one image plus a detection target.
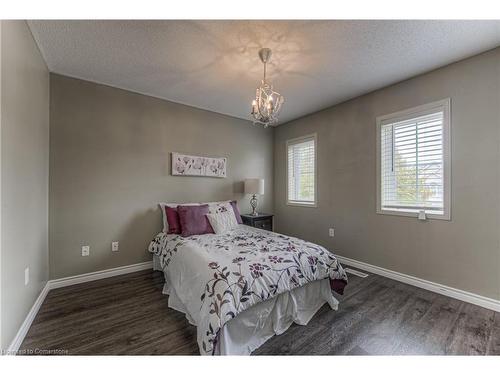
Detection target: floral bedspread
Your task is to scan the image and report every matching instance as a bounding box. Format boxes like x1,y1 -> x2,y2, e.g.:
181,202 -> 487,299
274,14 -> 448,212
148,225 -> 347,355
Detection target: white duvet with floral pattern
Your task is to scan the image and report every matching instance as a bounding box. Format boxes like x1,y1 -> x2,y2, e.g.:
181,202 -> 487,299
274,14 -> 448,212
148,225 -> 347,355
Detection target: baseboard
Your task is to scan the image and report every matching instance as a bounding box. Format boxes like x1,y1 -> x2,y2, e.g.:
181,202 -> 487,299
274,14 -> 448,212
5,282 -> 51,355
6,260 -> 153,354
336,255 -> 500,313
49,261 -> 153,289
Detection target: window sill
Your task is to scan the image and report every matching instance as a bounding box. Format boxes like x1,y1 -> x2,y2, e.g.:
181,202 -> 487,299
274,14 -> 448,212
287,201 -> 317,208
376,208 -> 450,221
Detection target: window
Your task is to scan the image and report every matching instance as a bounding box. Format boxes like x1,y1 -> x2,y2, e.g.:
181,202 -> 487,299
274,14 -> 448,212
376,99 -> 451,220
287,134 -> 317,206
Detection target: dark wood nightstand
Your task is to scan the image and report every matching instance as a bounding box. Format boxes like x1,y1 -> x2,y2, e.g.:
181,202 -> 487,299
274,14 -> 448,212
241,213 -> 274,231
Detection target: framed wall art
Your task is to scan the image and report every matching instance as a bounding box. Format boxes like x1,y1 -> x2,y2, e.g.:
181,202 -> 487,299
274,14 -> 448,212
171,152 -> 227,178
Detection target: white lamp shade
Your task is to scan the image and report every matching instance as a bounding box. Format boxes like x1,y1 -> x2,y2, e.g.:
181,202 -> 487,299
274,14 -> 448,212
244,178 -> 265,195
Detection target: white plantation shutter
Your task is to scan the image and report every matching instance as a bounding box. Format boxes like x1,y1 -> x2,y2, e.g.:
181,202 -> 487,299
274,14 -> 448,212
287,135 -> 316,206
377,99 -> 450,219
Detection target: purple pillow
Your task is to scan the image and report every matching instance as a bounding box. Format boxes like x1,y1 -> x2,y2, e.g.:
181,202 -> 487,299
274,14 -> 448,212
165,206 -> 182,234
230,200 -> 243,224
178,204 -> 214,237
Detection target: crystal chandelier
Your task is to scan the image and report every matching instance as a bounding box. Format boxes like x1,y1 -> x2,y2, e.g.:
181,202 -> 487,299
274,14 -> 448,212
250,48 -> 285,127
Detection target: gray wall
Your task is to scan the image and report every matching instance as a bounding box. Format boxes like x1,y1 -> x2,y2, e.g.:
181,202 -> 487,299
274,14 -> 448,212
49,74 -> 274,279
0,21 -> 50,349
274,48 -> 500,300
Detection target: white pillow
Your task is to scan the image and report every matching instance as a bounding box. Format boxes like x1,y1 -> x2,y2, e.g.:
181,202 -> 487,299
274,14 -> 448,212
207,201 -> 233,215
158,202 -> 198,233
206,211 -> 239,234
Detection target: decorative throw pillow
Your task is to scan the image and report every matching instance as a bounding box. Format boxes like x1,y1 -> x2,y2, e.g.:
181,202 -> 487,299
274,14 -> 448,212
207,201 -> 232,214
159,202 -> 198,232
177,204 -> 214,237
165,206 -> 182,234
206,200 -> 243,224
206,210 -> 239,234
230,200 -> 243,224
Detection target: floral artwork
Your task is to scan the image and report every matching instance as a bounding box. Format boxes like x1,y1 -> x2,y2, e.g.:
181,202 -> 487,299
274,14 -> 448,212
172,152 -> 227,178
148,226 -> 348,355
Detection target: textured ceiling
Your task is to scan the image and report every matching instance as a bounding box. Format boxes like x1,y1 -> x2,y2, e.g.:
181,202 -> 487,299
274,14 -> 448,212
29,20 -> 500,125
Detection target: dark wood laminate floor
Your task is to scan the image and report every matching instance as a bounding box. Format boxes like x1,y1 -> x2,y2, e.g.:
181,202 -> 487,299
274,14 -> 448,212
20,268 -> 500,355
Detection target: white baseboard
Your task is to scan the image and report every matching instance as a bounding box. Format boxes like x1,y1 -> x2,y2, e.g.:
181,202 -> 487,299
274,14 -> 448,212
336,255 -> 500,313
49,261 -> 153,289
5,282 -> 50,355
5,260 -> 153,354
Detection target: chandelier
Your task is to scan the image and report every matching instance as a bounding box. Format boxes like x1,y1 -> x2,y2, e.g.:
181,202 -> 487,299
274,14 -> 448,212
250,48 -> 285,127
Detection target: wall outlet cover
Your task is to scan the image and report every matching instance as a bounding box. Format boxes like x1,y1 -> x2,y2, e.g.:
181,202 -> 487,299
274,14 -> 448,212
24,267 -> 30,286
329,228 -> 335,237
82,246 -> 90,256
112,241 -> 119,252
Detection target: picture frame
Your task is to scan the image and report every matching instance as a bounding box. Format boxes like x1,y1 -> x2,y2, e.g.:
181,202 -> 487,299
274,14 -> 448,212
171,152 -> 227,178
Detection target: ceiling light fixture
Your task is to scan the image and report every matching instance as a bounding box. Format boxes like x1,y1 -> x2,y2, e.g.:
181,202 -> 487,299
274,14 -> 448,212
250,48 -> 285,127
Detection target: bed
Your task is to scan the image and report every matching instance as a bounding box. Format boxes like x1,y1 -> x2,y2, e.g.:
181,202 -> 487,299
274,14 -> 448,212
148,224 -> 348,355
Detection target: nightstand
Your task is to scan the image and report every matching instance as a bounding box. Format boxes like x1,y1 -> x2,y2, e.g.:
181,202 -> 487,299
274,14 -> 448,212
241,213 -> 274,232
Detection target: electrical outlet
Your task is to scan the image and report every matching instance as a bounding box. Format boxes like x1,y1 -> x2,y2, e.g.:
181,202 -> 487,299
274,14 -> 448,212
329,228 -> 335,237
111,241 -> 119,252
82,245 -> 90,256
24,267 -> 30,286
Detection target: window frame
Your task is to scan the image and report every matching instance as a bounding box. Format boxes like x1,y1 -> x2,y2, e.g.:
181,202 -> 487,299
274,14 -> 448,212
286,133 -> 318,208
376,98 -> 451,220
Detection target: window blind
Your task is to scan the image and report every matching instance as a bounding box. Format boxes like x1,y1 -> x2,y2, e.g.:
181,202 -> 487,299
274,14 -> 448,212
287,136 -> 316,205
380,110 -> 444,214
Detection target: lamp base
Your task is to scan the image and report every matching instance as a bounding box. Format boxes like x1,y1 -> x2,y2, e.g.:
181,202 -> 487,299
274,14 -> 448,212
250,194 -> 258,216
